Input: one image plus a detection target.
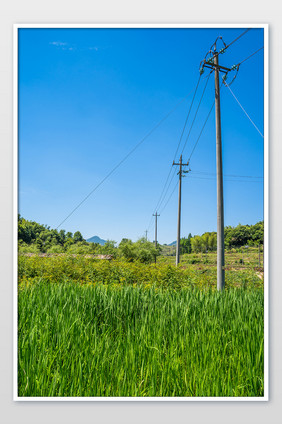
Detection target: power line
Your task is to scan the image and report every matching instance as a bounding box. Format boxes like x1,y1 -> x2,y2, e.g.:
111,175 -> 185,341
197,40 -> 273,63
150,71 -> 218,224
156,167 -> 178,212
156,168 -> 263,217
188,79 -> 228,163
180,71 -> 212,156
159,179 -> 179,215
56,90 -> 196,230
223,79 -> 264,138
191,170 -> 263,179
188,175 -> 263,183
188,100 -> 215,161
221,28 -> 251,52
236,46 -> 264,67
201,29 -> 251,69
173,75 -> 202,162
211,29 -> 251,60
151,75 -> 203,216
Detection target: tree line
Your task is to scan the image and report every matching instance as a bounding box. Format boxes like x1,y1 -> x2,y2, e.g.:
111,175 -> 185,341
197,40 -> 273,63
18,215 -> 158,263
179,221 -> 264,254
18,215 -> 263,261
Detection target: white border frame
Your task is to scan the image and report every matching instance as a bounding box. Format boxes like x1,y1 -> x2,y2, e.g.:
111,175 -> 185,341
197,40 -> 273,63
13,23 -> 269,402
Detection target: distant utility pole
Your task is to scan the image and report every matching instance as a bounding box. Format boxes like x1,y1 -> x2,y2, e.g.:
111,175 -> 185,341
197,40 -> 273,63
145,230 -> 148,241
173,154 -> 190,266
152,212 -> 160,249
258,244 -> 261,267
153,212 -> 160,264
200,42 -> 232,290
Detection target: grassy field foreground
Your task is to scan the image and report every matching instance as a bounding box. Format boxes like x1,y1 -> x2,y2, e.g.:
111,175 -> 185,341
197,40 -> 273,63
18,264 -> 264,397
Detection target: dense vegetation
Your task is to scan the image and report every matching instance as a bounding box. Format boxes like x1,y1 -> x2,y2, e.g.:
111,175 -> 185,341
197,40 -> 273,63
18,215 -> 263,261
18,256 -> 264,397
179,222 -> 264,254
17,217 -> 265,398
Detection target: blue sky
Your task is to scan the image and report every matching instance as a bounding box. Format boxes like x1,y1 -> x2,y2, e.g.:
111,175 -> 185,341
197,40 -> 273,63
18,27 -> 265,244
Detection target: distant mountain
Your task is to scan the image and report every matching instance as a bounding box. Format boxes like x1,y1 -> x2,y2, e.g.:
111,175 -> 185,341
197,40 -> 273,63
168,241 -> 177,246
86,236 -> 107,246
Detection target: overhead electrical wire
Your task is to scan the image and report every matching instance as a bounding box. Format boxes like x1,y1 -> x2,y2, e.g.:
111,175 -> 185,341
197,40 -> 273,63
154,32 -> 260,229
147,70 -> 216,229
188,175 -> 263,183
191,170 -> 263,179
147,29 -> 261,235
223,78 -> 264,138
144,76 -> 205,233
147,72 -> 214,228
180,71 -> 212,156
159,180 -> 179,215
150,74 -> 203,219
55,88 -> 198,230
187,80 -> 225,162
236,46 -> 264,67
210,28 -> 251,60
153,72 -> 212,216
188,101 -> 215,161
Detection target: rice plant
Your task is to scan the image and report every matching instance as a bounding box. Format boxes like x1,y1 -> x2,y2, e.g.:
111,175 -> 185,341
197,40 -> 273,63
18,282 -> 264,397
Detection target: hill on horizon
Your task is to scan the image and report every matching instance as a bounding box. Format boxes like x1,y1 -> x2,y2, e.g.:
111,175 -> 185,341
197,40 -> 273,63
86,235 -> 106,246
168,241 -> 177,246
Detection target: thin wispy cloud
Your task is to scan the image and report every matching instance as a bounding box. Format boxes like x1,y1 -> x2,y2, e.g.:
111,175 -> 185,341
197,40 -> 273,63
49,41 -> 68,47
49,41 -> 99,52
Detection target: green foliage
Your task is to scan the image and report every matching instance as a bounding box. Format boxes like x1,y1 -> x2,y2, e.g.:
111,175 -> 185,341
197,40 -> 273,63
190,222 -> 263,253
66,242 -> 92,255
18,255 -> 263,290
118,239 -> 136,261
118,237 -> 158,263
46,245 -> 65,254
73,231 -> 84,243
18,282 -> 264,397
18,215 -> 87,252
99,240 -> 117,256
191,235 -> 202,253
224,222 -> 264,248
18,242 -> 41,254
180,233 -> 192,254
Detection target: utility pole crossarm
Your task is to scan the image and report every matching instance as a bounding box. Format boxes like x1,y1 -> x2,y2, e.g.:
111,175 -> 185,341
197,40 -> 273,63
202,60 -> 231,73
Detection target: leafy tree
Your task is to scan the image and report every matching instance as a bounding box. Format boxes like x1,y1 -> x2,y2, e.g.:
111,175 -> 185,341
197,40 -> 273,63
100,240 -> 117,256
118,237 -> 158,263
180,233 -> 192,254
67,242 -> 91,255
73,231 -> 84,243
208,233 -> 217,251
135,238 -> 158,263
118,239 -> 136,261
191,236 -> 202,253
201,233 -> 210,252
47,245 -> 65,254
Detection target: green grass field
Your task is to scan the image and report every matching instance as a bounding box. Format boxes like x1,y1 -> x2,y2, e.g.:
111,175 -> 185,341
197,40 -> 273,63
18,255 -> 264,397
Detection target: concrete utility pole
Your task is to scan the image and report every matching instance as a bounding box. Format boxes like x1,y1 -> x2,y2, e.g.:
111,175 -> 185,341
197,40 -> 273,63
201,45 -> 231,290
214,53 -> 225,291
258,244 -> 260,267
153,212 -> 160,264
145,230 -> 148,241
152,213 -> 160,249
173,155 -> 189,266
